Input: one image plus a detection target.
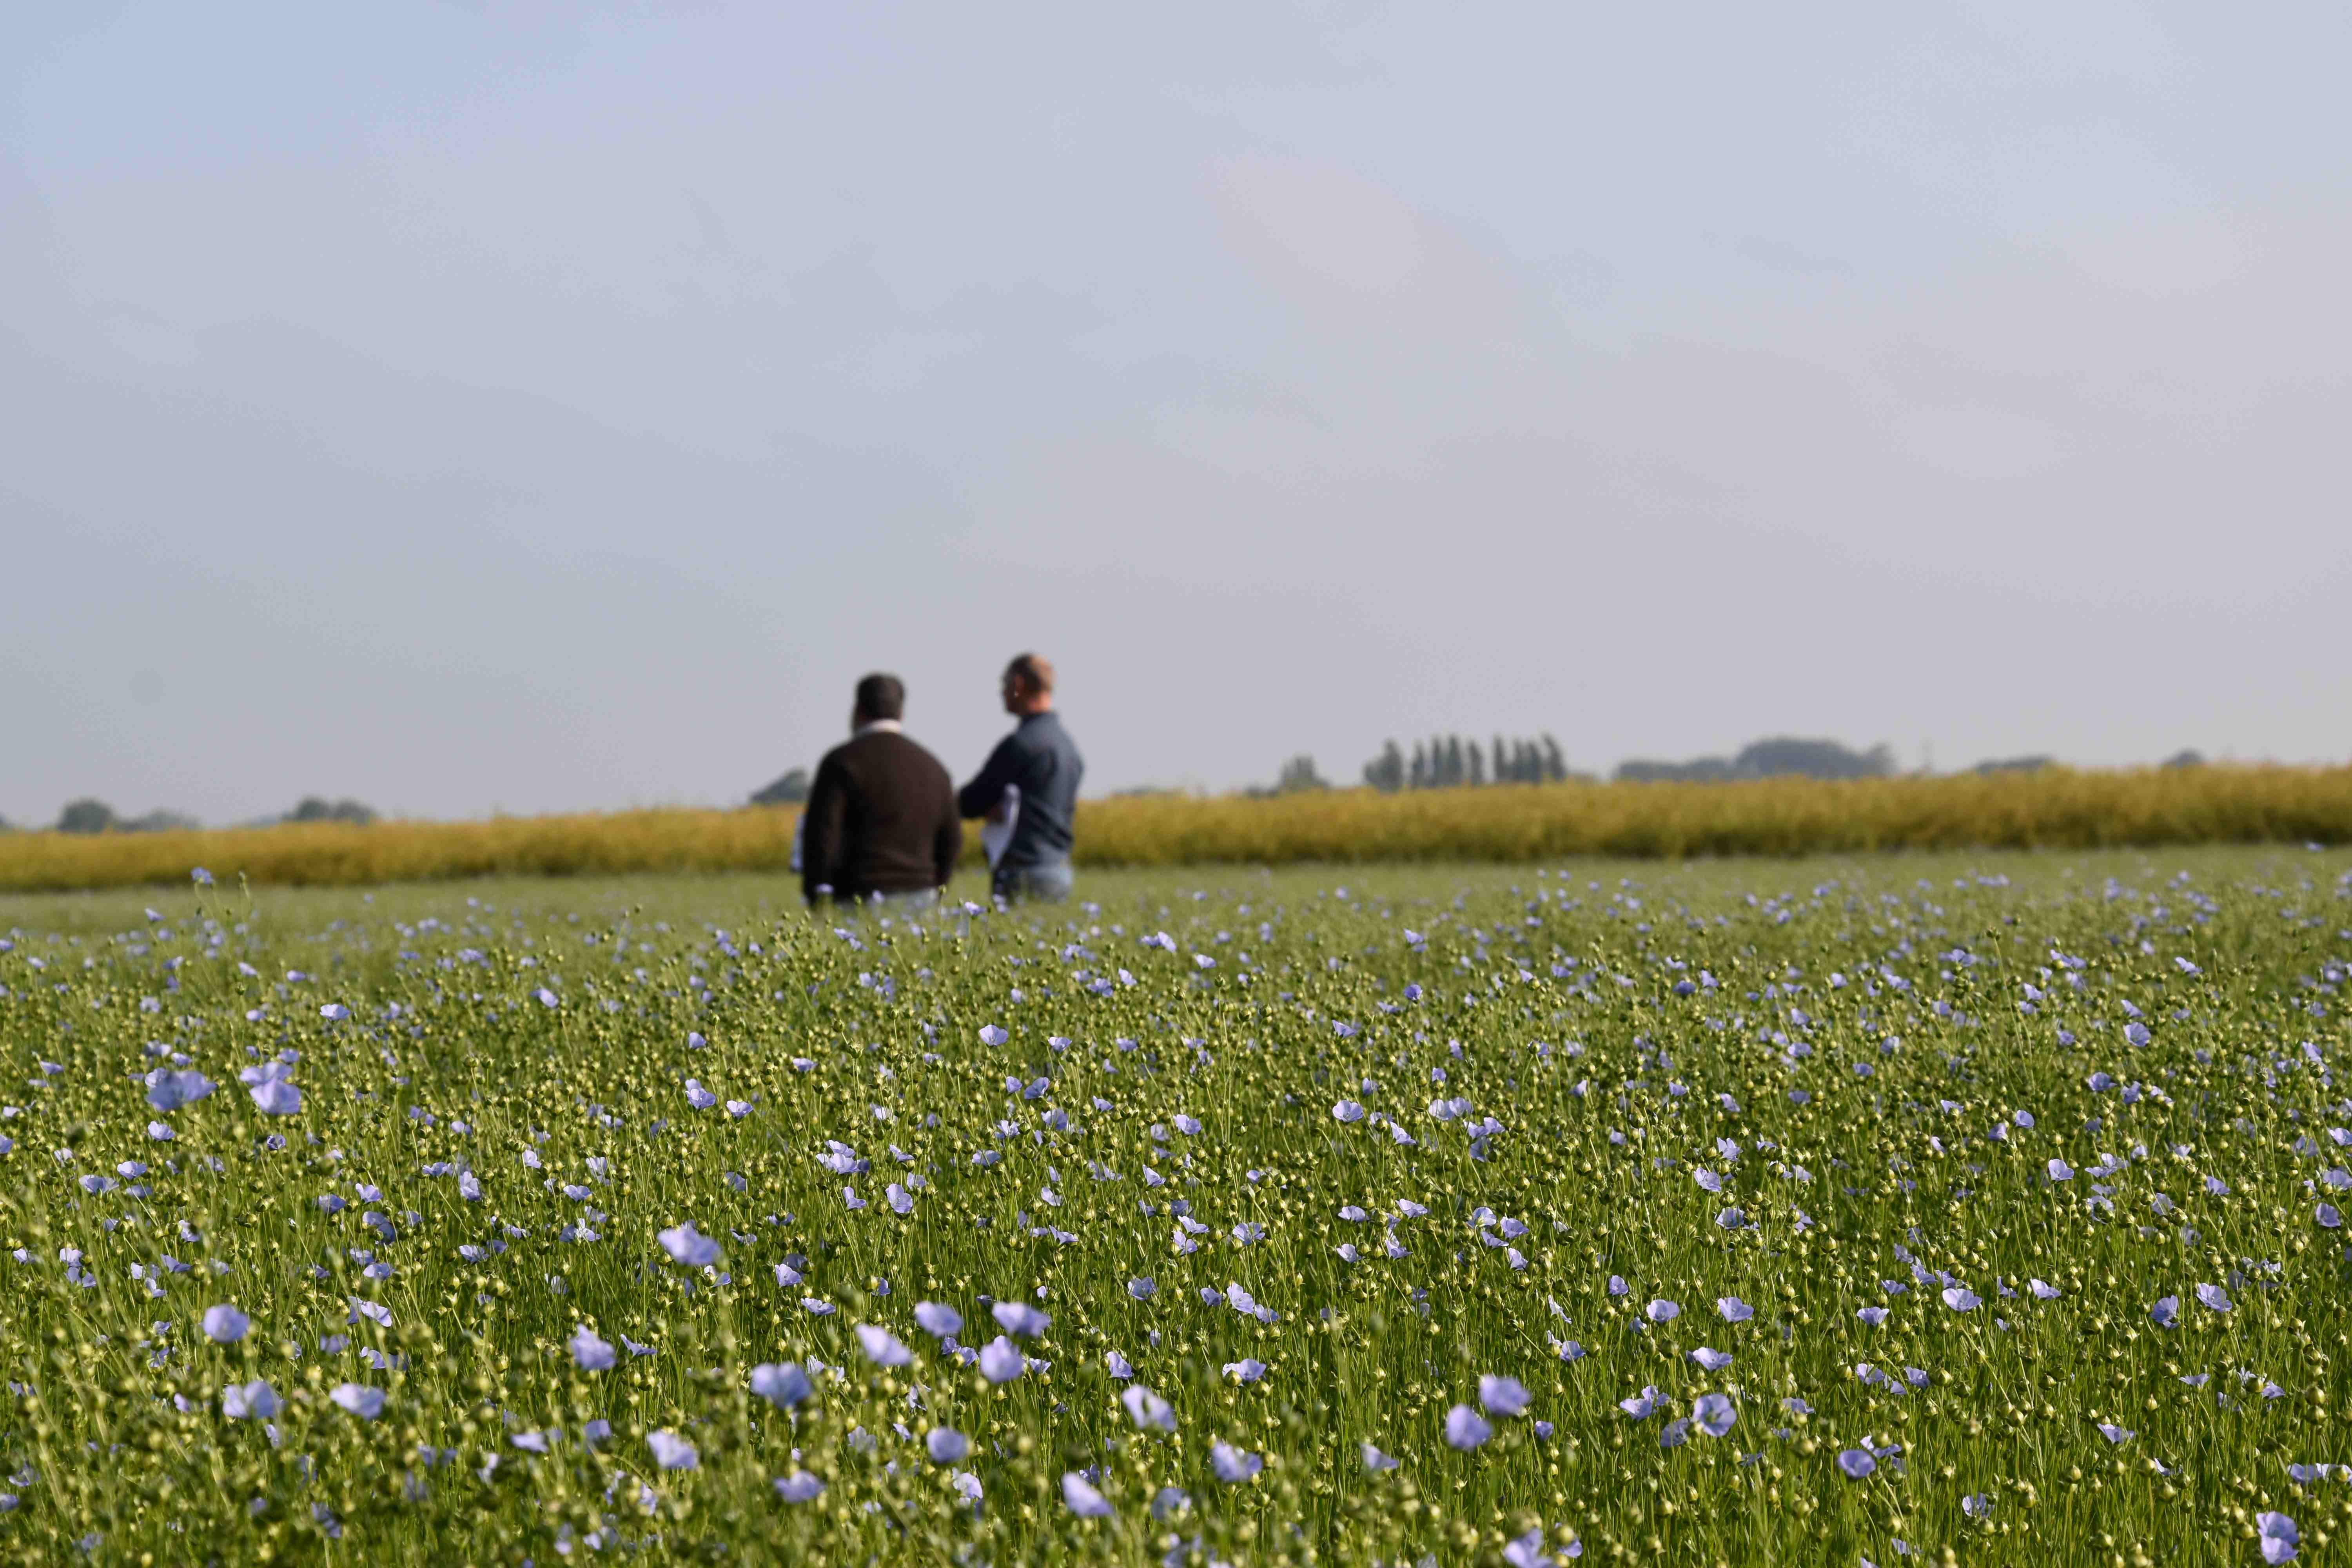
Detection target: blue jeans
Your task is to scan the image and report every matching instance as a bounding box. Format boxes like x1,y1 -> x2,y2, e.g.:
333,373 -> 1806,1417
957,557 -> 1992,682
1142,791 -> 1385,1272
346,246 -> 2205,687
994,860 -> 1073,904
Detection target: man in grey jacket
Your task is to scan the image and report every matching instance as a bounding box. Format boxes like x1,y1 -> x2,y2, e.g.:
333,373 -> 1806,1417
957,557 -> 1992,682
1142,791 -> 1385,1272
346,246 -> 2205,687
958,653 -> 1084,902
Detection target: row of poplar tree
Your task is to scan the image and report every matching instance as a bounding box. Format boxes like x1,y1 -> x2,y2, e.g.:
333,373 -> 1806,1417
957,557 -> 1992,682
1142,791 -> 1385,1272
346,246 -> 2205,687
1359,735 -> 1570,791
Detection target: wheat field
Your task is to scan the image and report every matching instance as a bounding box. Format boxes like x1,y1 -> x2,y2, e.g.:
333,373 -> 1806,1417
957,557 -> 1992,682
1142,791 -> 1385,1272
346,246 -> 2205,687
2,766 -> 2348,891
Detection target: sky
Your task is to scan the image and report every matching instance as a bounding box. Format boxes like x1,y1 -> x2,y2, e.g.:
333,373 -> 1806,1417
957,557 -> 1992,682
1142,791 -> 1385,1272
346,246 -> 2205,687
4,1 -> 2350,826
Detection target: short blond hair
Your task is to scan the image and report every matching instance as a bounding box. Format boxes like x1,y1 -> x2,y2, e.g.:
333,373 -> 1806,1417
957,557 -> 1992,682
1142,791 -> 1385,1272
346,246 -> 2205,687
1005,652 -> 1054,693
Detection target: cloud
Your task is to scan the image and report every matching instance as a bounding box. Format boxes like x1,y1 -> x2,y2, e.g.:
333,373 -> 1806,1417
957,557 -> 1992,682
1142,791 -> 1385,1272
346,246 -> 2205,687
1736,236 -> 1854,277
1218,158 -> 1427,296
1886,403 -> 2067,480
2054,205 -> 2254,298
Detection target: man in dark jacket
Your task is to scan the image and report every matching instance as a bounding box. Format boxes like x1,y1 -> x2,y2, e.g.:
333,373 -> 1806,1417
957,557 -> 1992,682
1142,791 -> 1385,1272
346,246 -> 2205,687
958,652 -> 1084,902
800,673 -> 963,907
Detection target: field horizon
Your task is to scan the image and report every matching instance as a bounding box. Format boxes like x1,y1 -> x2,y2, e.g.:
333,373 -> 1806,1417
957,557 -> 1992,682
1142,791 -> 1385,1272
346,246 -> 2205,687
3,764 -> 2350,894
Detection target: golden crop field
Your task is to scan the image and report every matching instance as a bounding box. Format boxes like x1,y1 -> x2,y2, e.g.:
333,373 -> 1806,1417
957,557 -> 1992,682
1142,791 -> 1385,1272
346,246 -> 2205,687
3,765 -> 2348,891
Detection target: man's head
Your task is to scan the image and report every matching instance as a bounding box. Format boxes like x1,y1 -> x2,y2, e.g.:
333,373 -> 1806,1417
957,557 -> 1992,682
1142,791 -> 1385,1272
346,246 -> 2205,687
1001,653 -> 1054,716
853,672 -> 906,727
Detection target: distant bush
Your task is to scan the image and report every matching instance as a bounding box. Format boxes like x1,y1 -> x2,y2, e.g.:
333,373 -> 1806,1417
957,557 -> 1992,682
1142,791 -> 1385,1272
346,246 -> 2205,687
53,801 -> 204,834
1276,755 -> 1329,793
1973,755 -> 2054,775
56,799 -> 117,835
286,797 -> 377,826
1737,737 -> 1895,780
1242,757 -> 1330,799
750,769 -> 810,806
1617,736 -> 1894,784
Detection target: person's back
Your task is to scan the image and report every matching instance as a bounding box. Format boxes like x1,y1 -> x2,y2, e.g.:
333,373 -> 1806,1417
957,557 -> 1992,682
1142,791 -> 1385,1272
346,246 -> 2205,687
958,653 -> 1083,901
801,675 -> 962,907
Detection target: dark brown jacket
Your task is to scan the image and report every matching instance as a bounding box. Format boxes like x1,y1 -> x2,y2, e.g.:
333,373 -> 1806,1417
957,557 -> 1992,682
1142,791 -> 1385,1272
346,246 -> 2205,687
800,727 -> 962,902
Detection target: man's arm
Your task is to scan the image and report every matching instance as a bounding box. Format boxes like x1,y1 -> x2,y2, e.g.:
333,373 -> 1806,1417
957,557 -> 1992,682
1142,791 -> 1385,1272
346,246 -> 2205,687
957,735 -> 1022,820
799,755 -> 848,904
933,789 -> 964,890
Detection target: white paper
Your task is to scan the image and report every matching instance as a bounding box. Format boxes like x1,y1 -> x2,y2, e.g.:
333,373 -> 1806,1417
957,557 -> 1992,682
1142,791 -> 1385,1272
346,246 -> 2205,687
982,784 -> 1021,870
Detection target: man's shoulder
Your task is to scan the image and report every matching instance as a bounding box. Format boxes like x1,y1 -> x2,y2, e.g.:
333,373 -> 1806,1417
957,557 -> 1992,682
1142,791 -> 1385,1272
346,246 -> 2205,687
1021,712 -> 1078,753
866,729 -> 953,778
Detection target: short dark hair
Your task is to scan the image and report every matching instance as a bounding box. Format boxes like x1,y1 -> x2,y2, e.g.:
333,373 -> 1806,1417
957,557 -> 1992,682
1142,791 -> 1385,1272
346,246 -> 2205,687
854,673 -> 905,722
1004,653 -> 1054,693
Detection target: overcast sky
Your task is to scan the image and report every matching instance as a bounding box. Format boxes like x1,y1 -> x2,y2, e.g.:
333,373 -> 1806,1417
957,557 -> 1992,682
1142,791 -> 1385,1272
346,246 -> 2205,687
5,2 -> 2349,826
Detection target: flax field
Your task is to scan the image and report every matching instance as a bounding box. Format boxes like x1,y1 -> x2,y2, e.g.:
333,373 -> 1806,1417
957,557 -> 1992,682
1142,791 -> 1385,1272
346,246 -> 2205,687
5,766 -> 2352,893
1,848 -> 2349,1565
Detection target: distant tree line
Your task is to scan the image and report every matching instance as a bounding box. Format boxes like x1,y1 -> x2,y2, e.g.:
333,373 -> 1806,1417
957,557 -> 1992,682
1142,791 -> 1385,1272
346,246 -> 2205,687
284,797 -> 378,825
55,800 -> 202,835
751,769 -> 811,806
1615,737 -> 1896,784
35,797 -> 377,835
1620,740 -> 2207,783
1361,735 -> 1569,793
1239,755 -> 1331,799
